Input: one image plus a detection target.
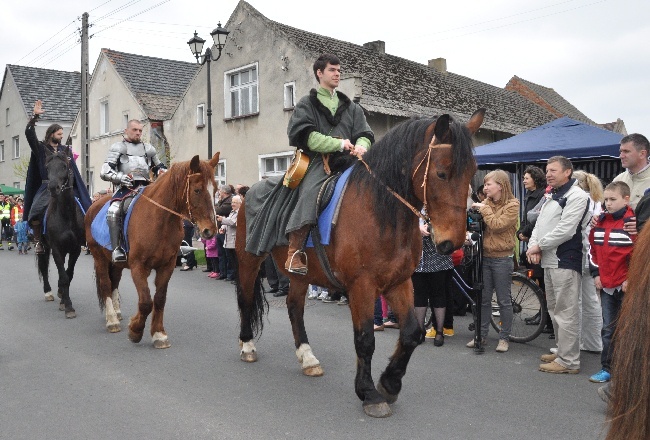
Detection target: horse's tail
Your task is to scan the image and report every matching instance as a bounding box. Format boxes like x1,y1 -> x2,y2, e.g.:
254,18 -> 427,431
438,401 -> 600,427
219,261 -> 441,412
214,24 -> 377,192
606,225 -> 650,439
234,203 -> 268,338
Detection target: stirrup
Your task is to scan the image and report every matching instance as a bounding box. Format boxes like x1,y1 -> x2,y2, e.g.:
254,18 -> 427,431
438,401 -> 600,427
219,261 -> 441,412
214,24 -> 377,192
35,241 -> 45,254
112,247 -> 127,263
286,249 -> 308,275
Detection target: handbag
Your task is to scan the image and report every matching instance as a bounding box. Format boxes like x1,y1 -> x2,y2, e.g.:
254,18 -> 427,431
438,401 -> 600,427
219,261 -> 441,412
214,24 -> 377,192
283,149 -> 309,189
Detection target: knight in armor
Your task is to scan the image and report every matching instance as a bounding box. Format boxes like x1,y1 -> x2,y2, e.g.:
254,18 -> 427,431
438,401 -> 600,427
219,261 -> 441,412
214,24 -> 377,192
23,100 -> 92,254
100,119 -> 167,263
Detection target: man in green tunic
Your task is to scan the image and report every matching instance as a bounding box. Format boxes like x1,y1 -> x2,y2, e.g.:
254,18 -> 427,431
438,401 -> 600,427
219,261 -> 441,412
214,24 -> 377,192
284,53 -> 374,274
244,54 -> 373,275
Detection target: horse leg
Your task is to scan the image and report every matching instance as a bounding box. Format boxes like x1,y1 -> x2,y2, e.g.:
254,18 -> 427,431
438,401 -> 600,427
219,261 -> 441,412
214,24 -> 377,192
149,259 -> 176,349
127,265 -> 154,344
285,275 -> 323,376
377,281 -> 423,406
347,282 -> 392,418
236,251 -> 266,362
37,249 -> 54,301
94,254 -> 121,332
110,266 -> 124,321
61,247 -> 81,318
51,248 -> 75,319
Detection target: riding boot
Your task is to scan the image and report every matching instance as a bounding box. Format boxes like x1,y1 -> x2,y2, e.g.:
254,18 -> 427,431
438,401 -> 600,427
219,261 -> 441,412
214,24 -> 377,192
285,224 -> 311,275
31,221 -> 45,254
107,215 -> 127,263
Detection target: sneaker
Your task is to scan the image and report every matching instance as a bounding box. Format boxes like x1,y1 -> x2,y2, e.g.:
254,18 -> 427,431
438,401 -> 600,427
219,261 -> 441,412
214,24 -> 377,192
425,327 -> 437,339
540,353 -> 557,363
466,338 -> 486,348
317,291 -> 329,300
443,327 -> 454,337
550,347 -> 558,354
598,384 -> 611,403
374,324 -> 385,331
539,360 -> 579,374
208,272 -> 218,278
321,294 -> 337,303
337,296 -> 349,305
589,369 -> 611,383
307,291 -> 319,300
384,320 -> 399,329
496,339 -> 509,353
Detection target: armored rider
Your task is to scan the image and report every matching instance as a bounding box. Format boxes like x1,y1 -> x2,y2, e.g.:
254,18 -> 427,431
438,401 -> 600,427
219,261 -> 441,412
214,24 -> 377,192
100,119 -> 167,263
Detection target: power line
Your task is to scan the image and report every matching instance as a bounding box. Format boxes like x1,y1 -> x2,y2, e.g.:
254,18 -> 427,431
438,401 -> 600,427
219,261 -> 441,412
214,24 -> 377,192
35,41 -> 81,69
92,0 -> 146,24
92,0 -> 171,36
89,0 -> 117,13
14,21 -> 77,64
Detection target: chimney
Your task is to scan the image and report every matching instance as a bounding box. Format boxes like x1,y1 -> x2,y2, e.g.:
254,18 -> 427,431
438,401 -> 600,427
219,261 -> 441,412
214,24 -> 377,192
429,58 -> 447,73
363,41 -> 385,54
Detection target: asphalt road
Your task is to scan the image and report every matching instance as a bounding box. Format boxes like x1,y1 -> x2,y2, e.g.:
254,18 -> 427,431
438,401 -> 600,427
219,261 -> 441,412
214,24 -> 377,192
0,249 -> 609,440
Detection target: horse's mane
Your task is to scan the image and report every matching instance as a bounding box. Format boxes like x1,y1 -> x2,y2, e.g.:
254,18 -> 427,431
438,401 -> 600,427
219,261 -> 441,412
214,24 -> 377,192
606,224 -> 650,439
348,116 -> 475,233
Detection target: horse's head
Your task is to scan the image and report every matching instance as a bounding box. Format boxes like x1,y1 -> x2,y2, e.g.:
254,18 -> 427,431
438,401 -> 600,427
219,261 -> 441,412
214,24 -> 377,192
44,149 -> 73,197
413,109 -> 484,254
185,152 -> 221,239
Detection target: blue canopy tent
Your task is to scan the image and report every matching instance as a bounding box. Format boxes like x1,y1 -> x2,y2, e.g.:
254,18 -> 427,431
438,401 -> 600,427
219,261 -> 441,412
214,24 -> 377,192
474,117 -> 623,166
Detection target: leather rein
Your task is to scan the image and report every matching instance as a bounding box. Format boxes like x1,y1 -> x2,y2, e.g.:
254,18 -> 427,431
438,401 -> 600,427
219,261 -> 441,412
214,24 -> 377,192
127,172 -> 202,225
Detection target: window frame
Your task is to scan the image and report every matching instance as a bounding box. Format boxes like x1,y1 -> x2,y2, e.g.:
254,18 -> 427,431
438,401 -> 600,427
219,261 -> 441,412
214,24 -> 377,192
0,140 -> 4,162
215,160 -> 226,187
259,150 -> 294,180
5,107 -> 9,126
12,136 -> 19,159
99,99 -> 109,134
196,103 -> 205,128
224,62 -> 259,119
283,82 -> 296,110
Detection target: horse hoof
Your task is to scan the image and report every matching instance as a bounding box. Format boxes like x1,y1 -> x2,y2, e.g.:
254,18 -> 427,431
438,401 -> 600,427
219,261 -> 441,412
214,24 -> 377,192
107,323 -> 121,333
128,331 -> 143,343
153,339 -> 171,349
377,382 -> 398,404
65,310 -> 76,319
44,292 -> 54,301
302,365 -> 324,377
363,402 -> 392,418
240,352 -> 257,362
59,303 -> 65,311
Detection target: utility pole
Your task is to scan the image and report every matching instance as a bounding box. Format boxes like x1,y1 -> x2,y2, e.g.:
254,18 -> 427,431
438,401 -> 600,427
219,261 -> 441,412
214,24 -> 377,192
80,12 -> 90,189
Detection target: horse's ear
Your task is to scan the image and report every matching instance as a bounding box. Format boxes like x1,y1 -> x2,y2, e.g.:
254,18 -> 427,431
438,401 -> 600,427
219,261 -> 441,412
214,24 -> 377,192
208,152 -> 220,168
466,108 -> 486,135
433,114 -> 451,143
190,155 -> 200,173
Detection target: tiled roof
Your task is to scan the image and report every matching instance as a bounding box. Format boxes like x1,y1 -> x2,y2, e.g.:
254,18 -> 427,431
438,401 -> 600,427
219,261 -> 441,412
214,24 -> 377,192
239,2 -> 556,134
4,65 -> 80,121
102,49 -> 200,121
508,76 -> 595,125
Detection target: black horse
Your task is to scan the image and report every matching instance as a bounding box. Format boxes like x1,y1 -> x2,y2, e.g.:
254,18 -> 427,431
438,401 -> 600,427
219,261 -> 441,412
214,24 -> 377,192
37,150 -> 85,318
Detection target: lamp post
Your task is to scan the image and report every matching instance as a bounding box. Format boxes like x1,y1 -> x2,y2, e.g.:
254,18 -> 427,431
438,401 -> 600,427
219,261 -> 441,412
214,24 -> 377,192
187,22 -> 229,159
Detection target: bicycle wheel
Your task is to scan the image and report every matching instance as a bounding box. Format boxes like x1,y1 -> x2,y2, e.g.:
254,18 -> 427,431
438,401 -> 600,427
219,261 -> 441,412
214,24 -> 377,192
490,272 -> 546,343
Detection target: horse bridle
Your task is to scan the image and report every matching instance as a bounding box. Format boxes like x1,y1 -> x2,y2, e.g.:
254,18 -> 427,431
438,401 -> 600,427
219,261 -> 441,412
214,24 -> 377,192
54,154 -> 74,193
127,172 -> 202,225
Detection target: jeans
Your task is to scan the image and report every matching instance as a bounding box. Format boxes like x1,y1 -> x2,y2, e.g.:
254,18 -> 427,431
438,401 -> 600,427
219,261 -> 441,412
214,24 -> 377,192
480,256 -> 513,340
600,289 -> 623,372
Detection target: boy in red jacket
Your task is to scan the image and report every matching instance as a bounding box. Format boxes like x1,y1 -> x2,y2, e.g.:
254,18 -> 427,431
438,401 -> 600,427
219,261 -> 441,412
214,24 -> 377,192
588,181 -> 635,384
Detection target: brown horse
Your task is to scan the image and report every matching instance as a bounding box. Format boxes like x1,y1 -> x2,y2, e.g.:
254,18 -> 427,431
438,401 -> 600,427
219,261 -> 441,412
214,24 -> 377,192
84,154 -> 220,348
605,222 -> 650,439
235,110 -> 484,417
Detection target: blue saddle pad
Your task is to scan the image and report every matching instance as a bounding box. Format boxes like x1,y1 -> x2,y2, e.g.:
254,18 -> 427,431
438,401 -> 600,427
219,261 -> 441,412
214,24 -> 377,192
90,188 -> 144,251
306,165 -> 353,247
43,197 -> 87,234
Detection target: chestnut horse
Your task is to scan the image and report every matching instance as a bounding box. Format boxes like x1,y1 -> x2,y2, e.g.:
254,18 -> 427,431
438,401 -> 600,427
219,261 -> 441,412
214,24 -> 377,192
84,154 -> 220,348
37,150 -> 86,318
605,222 -> 650,439
236,110 -> 485,417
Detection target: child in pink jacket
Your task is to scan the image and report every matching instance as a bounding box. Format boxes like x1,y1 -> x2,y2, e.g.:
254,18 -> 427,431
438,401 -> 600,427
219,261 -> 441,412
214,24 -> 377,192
201,235 -> 219,278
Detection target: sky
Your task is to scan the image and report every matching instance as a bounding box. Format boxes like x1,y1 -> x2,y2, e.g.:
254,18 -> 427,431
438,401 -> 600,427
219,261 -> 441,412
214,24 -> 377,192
1,0 -> 648,136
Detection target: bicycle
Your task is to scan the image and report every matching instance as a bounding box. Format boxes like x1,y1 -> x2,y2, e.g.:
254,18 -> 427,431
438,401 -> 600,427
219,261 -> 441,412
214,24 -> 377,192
490,269 -> 547,343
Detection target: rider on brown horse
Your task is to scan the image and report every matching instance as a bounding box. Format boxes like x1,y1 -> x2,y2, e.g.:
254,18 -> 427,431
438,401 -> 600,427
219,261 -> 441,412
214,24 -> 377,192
100,120 -> 167,263
246,53 -> 374,275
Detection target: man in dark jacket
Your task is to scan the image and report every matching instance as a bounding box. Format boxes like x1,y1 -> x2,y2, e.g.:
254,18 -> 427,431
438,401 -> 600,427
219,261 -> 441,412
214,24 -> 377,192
215,184 -> 233,279
23,100 -> 91,254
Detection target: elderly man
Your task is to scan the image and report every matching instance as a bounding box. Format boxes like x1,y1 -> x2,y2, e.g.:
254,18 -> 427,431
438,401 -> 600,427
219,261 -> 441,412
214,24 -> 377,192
527,156 -> 590,374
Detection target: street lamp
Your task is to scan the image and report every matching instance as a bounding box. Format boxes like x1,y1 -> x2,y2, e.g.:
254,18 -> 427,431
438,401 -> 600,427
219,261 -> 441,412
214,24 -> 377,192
187,22 -> 230,159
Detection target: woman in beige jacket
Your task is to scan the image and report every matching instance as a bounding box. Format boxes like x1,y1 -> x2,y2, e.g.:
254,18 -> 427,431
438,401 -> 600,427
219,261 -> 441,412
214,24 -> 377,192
467,170 -> 520,352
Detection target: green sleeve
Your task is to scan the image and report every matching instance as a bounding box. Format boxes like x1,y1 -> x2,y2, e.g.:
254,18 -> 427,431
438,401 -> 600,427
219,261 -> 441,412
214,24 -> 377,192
306,131 -> 342,153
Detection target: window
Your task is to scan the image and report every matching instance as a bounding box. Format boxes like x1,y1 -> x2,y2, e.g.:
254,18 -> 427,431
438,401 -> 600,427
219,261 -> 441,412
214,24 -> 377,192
123,113 -> 129,128
12,136 -> 19,159
196,104 -> 205,127
88,170 -> 94,195
0,141 -> 4,161
13,182 -> 20,189
5,108 -> 9,126
225,63 -> 259,118
100,100 -> 109,134
284,82 -> 295,109
260,152 -> 292,179
215,161 -> 226,187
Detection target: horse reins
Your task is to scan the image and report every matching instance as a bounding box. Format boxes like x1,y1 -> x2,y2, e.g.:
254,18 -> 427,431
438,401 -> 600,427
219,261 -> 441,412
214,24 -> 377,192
126,172 -> 202,225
